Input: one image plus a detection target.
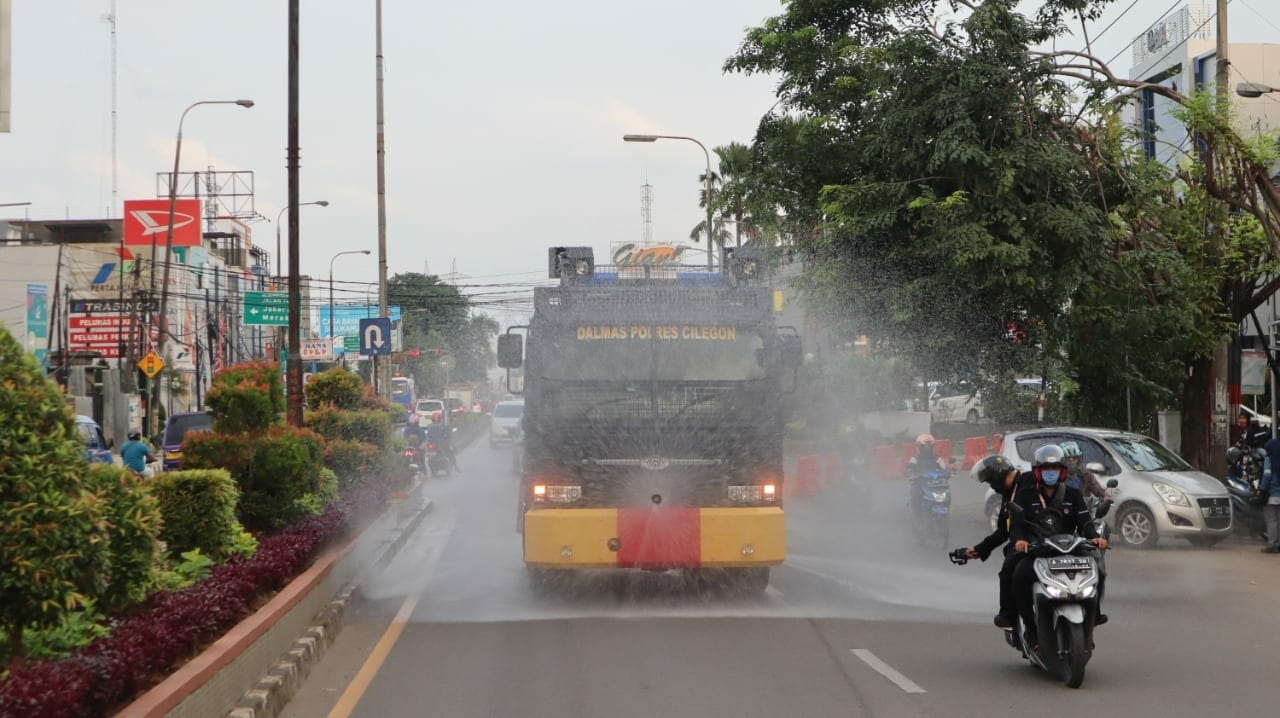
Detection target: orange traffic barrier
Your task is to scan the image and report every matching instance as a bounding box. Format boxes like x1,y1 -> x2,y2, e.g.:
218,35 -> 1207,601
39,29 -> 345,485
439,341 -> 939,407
961,436 -> 988,469
900,442 -> 919,468
871,445 -> 899,481
794,455 -> 821,497
934,439 -> 954,468
821,451 -> 842,490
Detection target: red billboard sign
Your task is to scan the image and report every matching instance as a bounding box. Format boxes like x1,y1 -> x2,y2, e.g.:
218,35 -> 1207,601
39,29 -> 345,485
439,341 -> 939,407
123,198 -> 202,246
67,305 -> 158,359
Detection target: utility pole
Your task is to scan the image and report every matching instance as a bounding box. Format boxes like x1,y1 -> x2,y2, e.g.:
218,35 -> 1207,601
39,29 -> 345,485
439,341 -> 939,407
286,0 -> 304,426
1209,0 -> 1231,473
375,0 -> 390,399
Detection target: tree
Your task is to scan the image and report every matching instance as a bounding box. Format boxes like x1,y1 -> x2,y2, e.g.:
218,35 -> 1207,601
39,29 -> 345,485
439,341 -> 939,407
389,272 -> 498,393
0,327 -> 107,658
726,0 -> 1112,387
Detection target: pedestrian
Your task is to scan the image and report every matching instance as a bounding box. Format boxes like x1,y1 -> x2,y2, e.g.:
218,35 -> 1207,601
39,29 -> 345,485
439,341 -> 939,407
1260,437 -> 1280,553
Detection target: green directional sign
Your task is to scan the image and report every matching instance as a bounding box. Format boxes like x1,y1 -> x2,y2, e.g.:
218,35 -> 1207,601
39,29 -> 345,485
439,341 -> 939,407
342,336 -> 360,353
243,291 -> 290,326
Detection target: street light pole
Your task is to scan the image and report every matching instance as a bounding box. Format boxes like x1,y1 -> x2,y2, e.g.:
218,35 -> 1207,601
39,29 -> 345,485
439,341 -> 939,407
276,201 -> 329,279
623,133 -> 715,271
375,0 -> 391,400
149,98 -> 253,437
330,250 -> 372,344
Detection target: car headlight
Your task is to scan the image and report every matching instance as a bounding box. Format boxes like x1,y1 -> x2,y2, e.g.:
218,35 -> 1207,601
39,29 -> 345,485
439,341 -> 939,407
1152,481 -> 1191,507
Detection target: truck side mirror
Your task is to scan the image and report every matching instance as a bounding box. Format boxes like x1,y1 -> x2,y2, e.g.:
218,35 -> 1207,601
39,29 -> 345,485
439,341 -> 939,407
497,334 -> 523,369
780,335 -> 803,369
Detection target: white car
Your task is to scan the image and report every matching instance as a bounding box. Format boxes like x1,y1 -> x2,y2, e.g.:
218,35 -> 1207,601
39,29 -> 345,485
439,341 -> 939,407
489,400 -> 524,447
415,399 -> 446,428
987,427 -> 1231,549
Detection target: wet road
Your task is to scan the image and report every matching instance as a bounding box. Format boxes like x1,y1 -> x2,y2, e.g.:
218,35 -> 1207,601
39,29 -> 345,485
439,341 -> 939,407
283,437 -> 1279,717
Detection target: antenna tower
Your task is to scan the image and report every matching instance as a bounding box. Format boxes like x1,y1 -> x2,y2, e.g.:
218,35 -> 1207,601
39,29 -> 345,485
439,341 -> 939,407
641,182 -> 653,244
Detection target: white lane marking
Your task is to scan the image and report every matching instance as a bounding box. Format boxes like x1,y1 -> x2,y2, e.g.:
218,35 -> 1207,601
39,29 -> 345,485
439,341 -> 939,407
765,584 -> 785,599
850,649 -> 927,694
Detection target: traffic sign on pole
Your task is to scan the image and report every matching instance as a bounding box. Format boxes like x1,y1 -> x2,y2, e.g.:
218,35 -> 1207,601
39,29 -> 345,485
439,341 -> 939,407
359,317 -> 392,356
342,335 -> 360,353
138,351 -> 165,378
243,291 -> 290,326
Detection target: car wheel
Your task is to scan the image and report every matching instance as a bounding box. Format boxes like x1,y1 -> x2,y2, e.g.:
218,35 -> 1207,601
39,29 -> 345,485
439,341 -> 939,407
966,409 -> 980,425
1117,504 -> 1158,549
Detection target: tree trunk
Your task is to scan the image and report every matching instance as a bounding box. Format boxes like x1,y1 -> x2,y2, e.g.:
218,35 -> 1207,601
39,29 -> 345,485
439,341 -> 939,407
8,623 -> 22,662
1181,355 -> 1213,471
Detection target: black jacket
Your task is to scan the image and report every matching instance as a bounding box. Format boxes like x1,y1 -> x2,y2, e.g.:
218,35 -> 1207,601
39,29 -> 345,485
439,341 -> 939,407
1008,482 -> 1099,545
973,470 -> 1035,561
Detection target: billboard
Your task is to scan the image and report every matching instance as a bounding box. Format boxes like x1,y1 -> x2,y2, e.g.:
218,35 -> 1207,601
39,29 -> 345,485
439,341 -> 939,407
67,295 -> 158,359
123,198 -> 203,246
0,0 -> 10,133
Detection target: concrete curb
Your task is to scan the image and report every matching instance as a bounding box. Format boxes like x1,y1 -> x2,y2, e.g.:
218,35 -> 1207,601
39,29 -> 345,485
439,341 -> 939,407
225,494 -> 432,718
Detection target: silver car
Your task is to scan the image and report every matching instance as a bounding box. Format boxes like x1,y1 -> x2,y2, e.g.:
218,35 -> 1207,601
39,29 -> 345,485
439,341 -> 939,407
992,428 -> 1231,549
489,400 -> 524,447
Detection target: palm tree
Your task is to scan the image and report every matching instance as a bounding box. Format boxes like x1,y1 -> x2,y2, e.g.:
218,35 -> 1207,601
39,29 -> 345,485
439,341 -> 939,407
713,142 -> 756,248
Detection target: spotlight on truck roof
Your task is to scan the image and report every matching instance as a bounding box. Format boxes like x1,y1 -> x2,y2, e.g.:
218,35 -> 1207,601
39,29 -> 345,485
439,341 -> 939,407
724,246 -> 763,284
548,246 -> 595,279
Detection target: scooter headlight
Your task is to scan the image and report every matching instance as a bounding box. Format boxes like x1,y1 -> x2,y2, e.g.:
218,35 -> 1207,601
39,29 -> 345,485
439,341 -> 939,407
1043,584 -> 1065,599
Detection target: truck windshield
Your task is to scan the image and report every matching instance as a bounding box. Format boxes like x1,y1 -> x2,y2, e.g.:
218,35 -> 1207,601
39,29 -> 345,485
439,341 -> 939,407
540,324 -> 767,382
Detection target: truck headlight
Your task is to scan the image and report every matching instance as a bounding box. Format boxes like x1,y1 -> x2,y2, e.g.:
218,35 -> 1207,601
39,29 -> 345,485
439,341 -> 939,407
729,484 -> 778,503
532,483 -> 581,503
1152,481 -> 1191,507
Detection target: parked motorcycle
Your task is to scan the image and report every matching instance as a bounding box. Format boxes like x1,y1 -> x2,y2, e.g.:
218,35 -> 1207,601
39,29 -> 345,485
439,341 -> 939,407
1224,473 -> 1268,540
908,467 -> 951,547
950,531 -> 1105,688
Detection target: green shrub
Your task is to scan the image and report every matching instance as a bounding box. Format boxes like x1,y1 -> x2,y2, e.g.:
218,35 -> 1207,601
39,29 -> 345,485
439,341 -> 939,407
305,407 -> 393,448
146,469 -> 240,560
295,467 -> 340,516
14,600 -> 109,663
304,368 -> 366,410
205,362 -> 285,434
183,426 -> 325,530
0,327 -> 108,658
84,464 -> 162,611
321,438 -> 380,487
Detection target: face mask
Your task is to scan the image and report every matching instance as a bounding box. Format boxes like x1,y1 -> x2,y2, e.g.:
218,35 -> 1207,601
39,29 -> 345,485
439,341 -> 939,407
1040,468 -> 1061,486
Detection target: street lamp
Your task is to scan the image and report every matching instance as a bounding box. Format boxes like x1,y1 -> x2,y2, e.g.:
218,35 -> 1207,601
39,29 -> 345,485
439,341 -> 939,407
623,133 -> 715,271
1237,82 -> 1278,98
276,201 -> 329,279
330,250 -> 373,342
150,98 -> 253,437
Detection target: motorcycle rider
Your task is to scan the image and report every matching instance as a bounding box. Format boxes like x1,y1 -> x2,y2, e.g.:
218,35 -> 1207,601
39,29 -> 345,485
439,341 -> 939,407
120,430 -> 156,479
959,454 -> 1033,630
1009,444 -> 1108,650
906,434 -> 948,475
425,414 -> 461,473
1060,440 -> 1107,498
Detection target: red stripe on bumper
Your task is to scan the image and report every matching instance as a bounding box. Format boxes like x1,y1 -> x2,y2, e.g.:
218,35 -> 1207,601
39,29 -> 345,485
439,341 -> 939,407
616,507 -> 701,568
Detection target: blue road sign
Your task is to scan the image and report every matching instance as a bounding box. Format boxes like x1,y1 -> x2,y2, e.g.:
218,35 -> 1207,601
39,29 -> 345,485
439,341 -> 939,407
359,317 -> 393,356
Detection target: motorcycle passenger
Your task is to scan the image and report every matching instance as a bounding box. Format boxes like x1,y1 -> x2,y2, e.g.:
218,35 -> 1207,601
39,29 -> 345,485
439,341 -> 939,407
1236,410 -> 1270,450
403,413 -> 427,447
425,415 -> 460,473
1009,444 -> 1108,650
960,454 -> 1034,630
120,430 -> 156,479
1060,440 -> 1106,499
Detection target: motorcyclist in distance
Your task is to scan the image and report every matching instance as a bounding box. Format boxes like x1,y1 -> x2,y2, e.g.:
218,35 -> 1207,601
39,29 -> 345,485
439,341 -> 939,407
425,413 -> 460,473
1009,444 -> 1108,650
1060,440 -> 1107,499
959,455 -> 1033,630
906,434 -> 948,476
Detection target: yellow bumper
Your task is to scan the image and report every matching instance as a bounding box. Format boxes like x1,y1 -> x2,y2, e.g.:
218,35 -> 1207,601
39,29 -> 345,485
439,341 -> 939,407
523,506 -> 785,569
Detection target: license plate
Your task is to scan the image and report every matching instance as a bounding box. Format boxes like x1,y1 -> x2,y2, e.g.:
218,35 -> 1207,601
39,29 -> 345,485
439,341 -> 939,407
1202,506 -> 1229,518
1047,557 -> 1091,570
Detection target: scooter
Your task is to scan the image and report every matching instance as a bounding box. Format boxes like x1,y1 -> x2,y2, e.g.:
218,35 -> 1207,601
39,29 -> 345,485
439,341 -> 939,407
426,441 -> 452,477
1224,472 -> 1268,540
950,531 -> 1104,689
909,467 -> 951,547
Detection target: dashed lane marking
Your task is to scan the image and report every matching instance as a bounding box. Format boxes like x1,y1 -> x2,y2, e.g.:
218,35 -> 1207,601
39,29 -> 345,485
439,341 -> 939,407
850,649 -> 927,694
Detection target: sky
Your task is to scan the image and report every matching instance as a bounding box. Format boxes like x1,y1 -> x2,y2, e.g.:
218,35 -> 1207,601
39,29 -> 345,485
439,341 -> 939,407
2,1 -> 1279,325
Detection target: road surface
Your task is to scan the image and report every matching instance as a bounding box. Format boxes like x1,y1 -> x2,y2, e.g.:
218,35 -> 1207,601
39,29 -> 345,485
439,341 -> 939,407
283,435 -> 1278,717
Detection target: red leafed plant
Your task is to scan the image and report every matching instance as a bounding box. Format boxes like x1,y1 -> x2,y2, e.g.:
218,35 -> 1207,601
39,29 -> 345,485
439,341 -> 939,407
0,470 -> 407,718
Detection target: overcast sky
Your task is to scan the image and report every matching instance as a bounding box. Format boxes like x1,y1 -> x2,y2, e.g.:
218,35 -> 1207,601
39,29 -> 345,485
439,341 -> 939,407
2,1 -> 1278,323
